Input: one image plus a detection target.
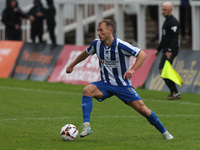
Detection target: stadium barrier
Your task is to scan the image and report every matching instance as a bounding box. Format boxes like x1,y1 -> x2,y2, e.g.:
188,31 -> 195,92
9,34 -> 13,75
11,43 -> 63,81
0,41 -> 23,78
1,41 -> 200,94
145,49 -> 200,94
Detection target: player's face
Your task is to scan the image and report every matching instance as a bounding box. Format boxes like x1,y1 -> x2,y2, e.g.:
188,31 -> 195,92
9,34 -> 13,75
97,23 -> 111,42
162,5 -> 172,17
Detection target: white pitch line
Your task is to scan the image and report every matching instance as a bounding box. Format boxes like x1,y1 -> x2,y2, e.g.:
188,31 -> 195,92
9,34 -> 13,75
0,114 -> 199,122
0,86 -> 200,106
143,99 -> 200,106
0,86 -> 81,95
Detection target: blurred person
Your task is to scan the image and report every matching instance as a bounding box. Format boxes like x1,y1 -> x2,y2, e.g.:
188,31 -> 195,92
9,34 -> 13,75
155,2 -> 181,100
27,0 -> 45,43
45,0 -> 56,45
1,0 -> 27,41
66,19 -> 174,139
180,0 -> 192,43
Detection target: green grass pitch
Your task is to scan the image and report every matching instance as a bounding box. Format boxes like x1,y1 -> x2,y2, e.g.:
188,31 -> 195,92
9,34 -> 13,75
0,78 -> 200,150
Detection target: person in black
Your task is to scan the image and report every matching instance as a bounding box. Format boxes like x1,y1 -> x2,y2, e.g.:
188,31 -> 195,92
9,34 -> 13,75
155,2 -> 181,100
180,0 -> 192,43
27,0 -> 45,43
1,0 -> 26,41
45,0 -> 56,45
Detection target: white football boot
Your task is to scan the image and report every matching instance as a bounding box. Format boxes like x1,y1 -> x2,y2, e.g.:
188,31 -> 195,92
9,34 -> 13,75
162,131 -> 174,139
80,122 -> 92,138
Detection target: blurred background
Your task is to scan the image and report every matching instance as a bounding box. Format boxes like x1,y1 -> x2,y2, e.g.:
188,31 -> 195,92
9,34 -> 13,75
0,0 -> 197,50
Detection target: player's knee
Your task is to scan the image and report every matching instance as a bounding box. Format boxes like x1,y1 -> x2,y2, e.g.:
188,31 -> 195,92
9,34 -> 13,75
83,86 -> 92,97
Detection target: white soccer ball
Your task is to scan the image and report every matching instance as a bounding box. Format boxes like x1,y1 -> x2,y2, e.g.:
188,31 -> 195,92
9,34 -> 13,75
60,124 -> 79,141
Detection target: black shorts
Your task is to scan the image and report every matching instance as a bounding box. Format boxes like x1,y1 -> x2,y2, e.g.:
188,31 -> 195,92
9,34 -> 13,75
159,52 -> 177,69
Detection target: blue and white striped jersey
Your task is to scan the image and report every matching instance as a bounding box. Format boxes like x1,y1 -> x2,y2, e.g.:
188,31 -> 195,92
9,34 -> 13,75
86,37 -> 141,86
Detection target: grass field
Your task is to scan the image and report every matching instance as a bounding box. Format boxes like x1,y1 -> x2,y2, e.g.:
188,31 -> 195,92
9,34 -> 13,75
0,78 -> 200,150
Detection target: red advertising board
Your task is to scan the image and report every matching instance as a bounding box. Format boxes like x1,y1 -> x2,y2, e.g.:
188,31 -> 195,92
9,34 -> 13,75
48,45 -> 156,88
48,45 -> 100,85
0,41 -> 23,78
131,49 -> 156,88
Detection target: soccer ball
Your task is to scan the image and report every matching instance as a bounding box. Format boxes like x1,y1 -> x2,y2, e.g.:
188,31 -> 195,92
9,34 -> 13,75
60,124 -> 79,141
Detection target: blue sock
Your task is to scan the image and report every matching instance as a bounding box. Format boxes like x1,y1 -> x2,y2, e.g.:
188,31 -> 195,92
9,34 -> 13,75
147,111 -> 166,134
82,95 -> 93,123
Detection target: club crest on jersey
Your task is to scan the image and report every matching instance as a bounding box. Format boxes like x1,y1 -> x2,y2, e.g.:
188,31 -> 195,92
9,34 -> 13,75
100,59 -> 104,64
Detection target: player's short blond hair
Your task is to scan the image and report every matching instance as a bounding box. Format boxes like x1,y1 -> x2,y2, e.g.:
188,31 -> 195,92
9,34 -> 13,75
98,19 -> 116,33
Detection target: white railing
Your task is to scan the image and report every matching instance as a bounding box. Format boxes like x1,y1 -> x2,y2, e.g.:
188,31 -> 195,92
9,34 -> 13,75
1,0 -> 200,50
0,16 -> 5,40
55,1 -> 115,45
191,1 -> 200,50
55,0 -> 180,48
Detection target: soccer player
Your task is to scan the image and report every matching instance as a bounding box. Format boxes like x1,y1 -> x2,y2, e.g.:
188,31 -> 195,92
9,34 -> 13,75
66,19 -> 174,139
155,1 -> 181,100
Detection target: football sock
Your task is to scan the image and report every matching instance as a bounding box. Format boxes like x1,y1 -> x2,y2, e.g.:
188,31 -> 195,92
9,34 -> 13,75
82,95 -> 93,123
164,79 -> 178,93
147,111 -> 166,134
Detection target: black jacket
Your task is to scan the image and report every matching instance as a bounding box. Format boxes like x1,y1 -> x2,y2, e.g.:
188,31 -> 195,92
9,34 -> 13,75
157,15 -> 180,55
2,0 -> 26,35
45,0 -> 56,28
27,0 -> 45,32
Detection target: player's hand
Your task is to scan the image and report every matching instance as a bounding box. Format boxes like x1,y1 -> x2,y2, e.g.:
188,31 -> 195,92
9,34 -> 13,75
123,70 -> 135,80
154,51 -> 159,56
66,66 -> 73,73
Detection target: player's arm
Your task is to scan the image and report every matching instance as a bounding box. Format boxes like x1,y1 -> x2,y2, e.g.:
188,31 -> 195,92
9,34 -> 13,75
123,50 -> 147,80
66,50 -> 89,73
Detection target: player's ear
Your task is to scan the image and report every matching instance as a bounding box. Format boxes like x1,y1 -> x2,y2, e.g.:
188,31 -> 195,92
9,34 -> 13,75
111,28 -> 113,33
109,27 -> 113,34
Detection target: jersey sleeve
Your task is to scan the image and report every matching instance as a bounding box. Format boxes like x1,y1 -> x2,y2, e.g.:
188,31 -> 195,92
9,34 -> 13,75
118,41 -> 141,57
86,39 -> 98,55
167,21 -> 179,51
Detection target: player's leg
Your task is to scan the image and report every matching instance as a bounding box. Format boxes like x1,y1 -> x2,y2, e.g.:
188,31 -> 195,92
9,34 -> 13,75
127,100 -> 174,139
159,53 -> 180,100
80,84 -> 104,137
82,84 -> 104,123
127,100 -> 165,132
